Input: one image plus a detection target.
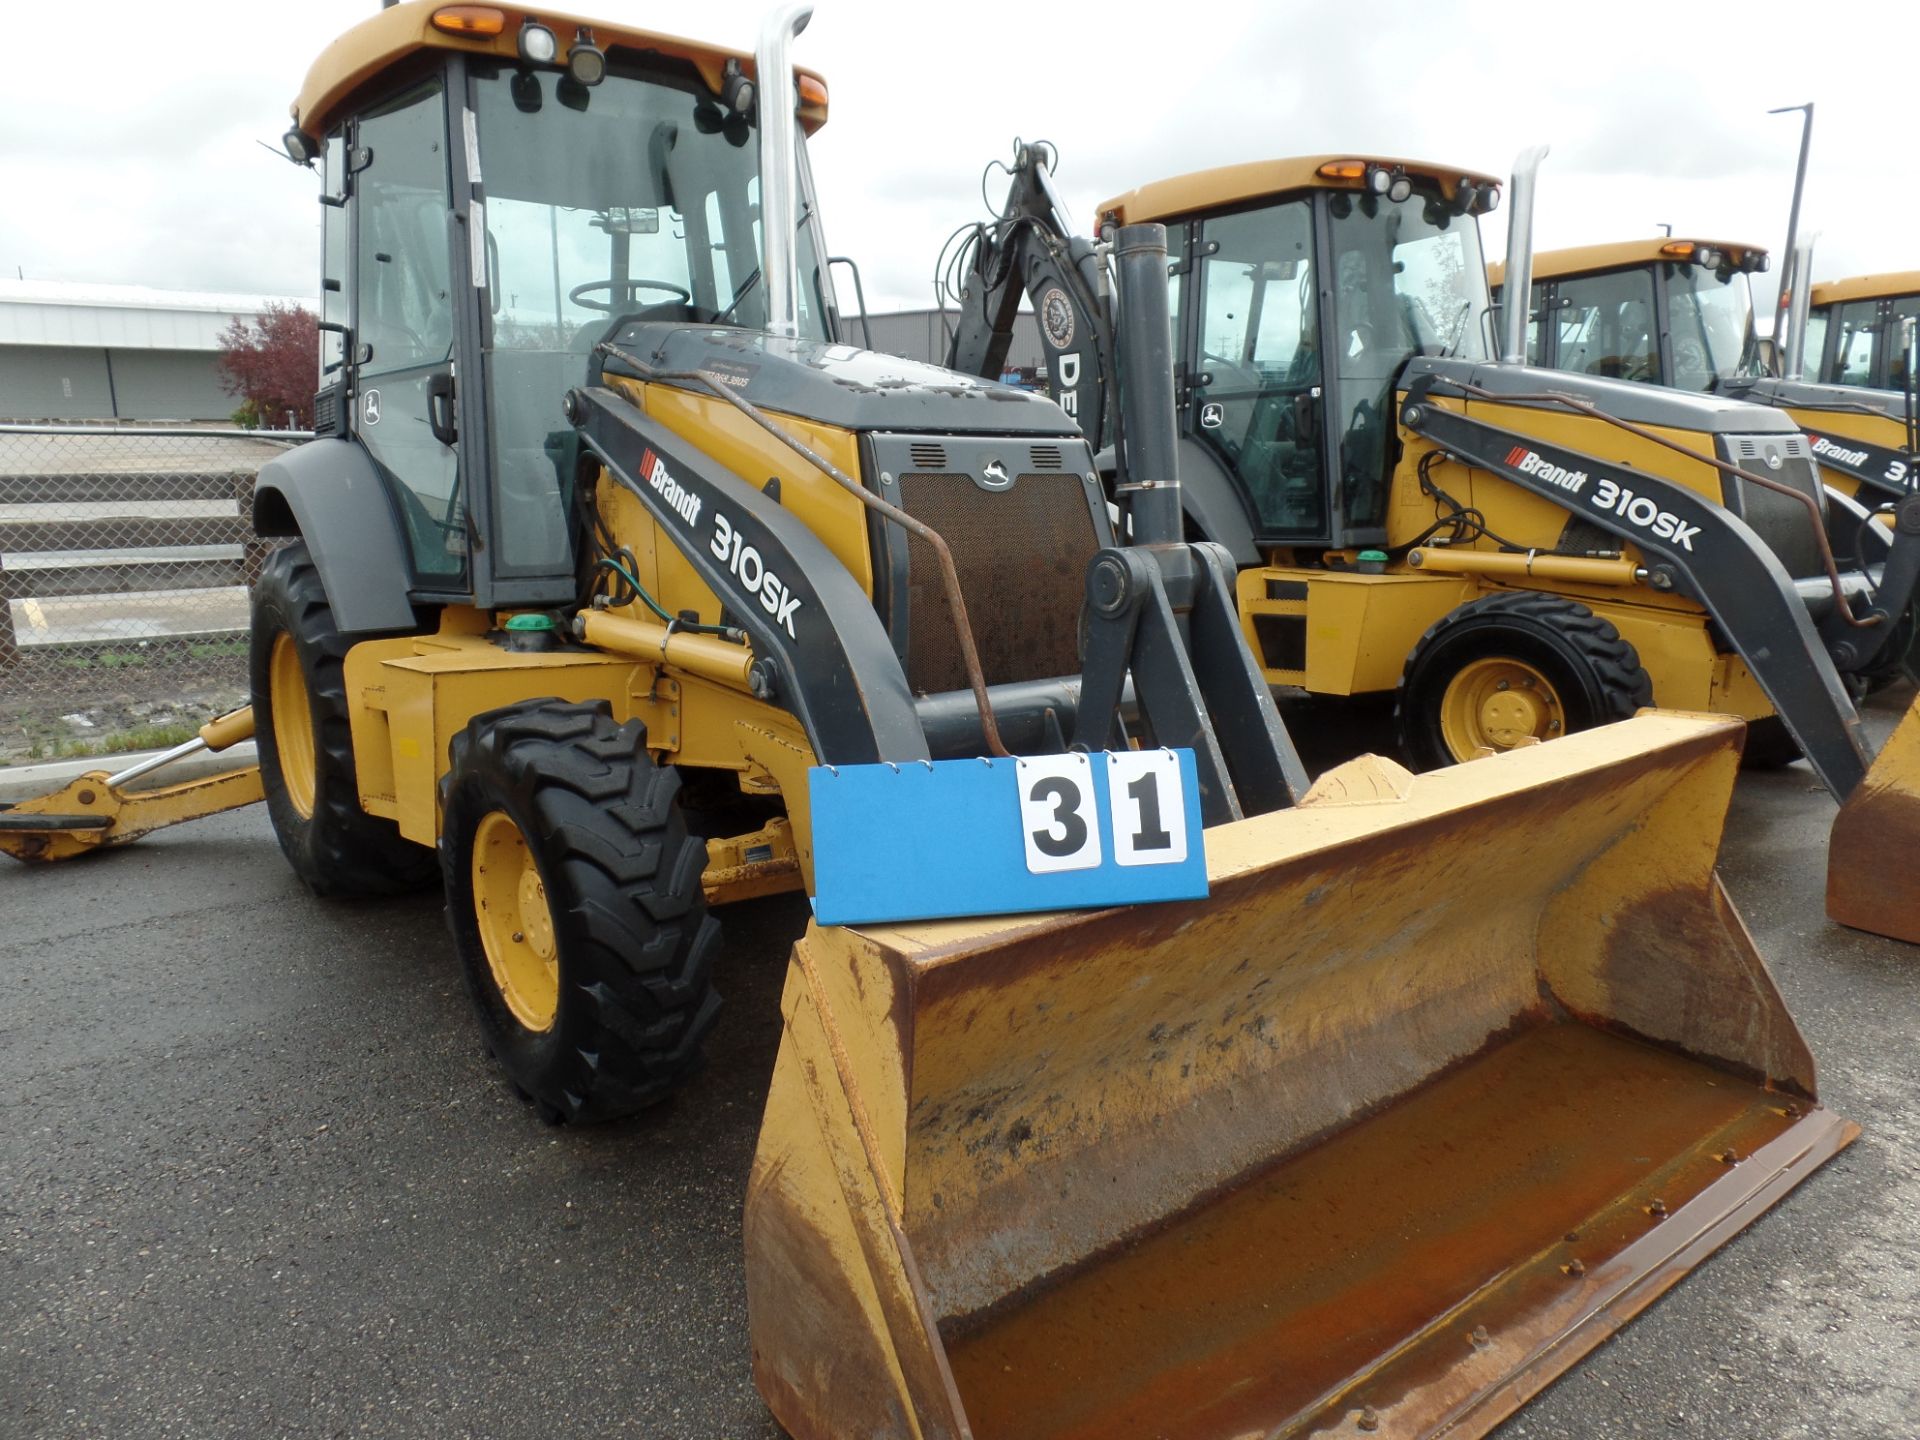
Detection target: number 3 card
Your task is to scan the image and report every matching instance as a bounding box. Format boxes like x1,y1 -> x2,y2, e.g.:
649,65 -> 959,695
809,749 -> 1208,926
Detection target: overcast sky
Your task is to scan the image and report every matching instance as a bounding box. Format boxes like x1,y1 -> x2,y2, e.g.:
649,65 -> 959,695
3,1 -> 1915,322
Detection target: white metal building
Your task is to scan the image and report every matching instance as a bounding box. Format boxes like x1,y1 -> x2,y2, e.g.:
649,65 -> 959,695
0,280 -> 314,423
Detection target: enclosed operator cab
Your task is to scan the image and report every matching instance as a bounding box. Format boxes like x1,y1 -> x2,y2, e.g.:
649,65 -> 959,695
1507,241 -> 1919,516
259,1 -> 842,626
1490,237 -> 1772,393
1803,271 -> 1920,390
1100,157 -> 1506,557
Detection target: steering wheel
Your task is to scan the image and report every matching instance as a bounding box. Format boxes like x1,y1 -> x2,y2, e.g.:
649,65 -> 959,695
1201,350 -> 1262,393
1673,337 -> 1711,383
569,278 -> 693,313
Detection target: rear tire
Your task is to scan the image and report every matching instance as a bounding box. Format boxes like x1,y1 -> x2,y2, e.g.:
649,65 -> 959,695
249,543 -> 437,896
1397,591 -> 1653,770
440,700 -> 721,1124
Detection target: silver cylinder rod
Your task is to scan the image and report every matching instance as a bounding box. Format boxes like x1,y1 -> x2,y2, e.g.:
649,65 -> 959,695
1782,237 -> 1815,382
755,2 -> 814,340
106,737 -> 208,790
1500,144 -> 1550,365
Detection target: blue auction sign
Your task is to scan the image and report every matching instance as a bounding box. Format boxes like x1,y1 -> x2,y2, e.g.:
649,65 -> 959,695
808,749 -> 1209,926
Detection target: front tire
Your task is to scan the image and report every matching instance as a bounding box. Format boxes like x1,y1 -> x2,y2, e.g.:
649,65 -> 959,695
1396,591 -> 1653,770
250,543 -> 437,895
440,700 -> 721,1124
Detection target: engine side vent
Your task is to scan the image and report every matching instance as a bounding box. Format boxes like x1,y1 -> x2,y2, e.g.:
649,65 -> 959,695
909,442 -> 949,470
1721,432 -> 1824,579
312,388 -> 339,437
1029,444 -> 1065,471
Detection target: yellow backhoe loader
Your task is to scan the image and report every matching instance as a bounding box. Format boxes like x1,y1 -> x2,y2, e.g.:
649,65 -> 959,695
1492,236 -> 1920,937
943,143 -> 1920,943
0,4 -> 1858,1436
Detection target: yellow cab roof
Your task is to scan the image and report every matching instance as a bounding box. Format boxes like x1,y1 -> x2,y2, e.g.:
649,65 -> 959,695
1810,271 -> 1920,307
291,0 -> 827,142
1097,155 -> 1501,228
1494,238 -> 1767,288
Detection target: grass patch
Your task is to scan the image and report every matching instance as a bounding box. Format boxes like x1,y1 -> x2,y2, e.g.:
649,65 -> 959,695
34,724 -> 200,760
187,640 -> 249,660
56,648 -> 154,671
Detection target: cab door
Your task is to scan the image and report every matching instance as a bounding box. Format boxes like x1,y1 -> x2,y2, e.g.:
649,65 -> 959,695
1186,198 -> 1330,542
350,76 -> 468,590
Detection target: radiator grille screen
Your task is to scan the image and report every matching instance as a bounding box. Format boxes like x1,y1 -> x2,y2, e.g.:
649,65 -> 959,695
897,473 -> 1097,695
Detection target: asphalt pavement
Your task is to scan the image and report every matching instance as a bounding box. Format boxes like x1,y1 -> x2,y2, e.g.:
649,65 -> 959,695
3,700 -> 1917,1439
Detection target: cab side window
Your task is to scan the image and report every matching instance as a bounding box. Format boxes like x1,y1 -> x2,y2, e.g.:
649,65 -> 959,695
1193,200 -> 1325,540
1833,300 -> 1878,388
354,78 -> 462,582
358,82 -> 454,376
1555,269 -> 1658,383
1887,296 -> 1920,392
1801,309 -> 1828,382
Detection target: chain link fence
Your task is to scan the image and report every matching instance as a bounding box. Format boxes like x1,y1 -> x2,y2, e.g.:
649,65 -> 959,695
0,424 -> 308,766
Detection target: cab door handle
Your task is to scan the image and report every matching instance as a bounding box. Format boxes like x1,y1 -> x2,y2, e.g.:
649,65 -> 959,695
427,372 -> 457,447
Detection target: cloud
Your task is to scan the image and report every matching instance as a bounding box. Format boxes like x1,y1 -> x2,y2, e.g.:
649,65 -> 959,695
4,0 -> 1915,319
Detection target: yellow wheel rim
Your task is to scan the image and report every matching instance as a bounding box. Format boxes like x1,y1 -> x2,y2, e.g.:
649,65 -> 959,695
1438,657 -> 1566,760
269,631 -> 318,819
471,810 -> 560,1033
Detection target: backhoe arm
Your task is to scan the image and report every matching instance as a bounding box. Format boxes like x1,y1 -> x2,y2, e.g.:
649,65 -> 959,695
944,141 -> 1115,449
0,705 -> 262,863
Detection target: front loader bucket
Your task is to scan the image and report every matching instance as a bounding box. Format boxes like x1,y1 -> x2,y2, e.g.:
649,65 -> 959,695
1829,696 -> 1920,942
746,713 -> 1854,1440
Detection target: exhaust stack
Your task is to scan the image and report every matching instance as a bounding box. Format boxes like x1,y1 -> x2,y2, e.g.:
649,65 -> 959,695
1781,237 -> 1816,381
755,2 -> 814,338
1501,145 -> 1550,364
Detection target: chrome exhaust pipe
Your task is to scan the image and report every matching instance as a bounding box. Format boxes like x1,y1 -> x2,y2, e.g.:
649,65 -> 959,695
756,2 -> 814,339
1501,144 -> 1550,365
1782,236 -> 1816,381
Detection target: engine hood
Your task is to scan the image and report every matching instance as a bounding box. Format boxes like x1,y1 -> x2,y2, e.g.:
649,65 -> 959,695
599,323 -> 1080,437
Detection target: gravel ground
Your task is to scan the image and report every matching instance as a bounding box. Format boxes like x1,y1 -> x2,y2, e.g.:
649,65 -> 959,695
1,701 -> 1916,1440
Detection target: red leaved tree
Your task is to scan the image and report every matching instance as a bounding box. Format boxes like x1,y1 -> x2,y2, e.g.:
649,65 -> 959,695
215,303 -> 319,429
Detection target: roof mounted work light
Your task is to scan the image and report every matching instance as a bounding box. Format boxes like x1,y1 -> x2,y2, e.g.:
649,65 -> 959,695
1365,165 -> 1413,203
517,20 -> 558,64
568,28 -> 607,85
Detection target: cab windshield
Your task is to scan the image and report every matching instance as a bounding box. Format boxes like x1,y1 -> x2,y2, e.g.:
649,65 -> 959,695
471,56 -> 830,577
1665,263 -> 1760,392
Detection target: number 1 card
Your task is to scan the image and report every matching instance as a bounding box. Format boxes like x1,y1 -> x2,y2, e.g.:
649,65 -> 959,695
808,749 -> 1209,927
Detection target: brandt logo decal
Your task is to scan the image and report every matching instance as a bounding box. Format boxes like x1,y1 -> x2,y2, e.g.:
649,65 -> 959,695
639,447 -> 703,529
1808,434 -> 1870,468
1505,446 -> 1589,495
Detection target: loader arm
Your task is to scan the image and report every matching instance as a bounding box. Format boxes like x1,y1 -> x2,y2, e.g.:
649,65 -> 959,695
1399,370 -> 1920,800
944,142 -> 1115,451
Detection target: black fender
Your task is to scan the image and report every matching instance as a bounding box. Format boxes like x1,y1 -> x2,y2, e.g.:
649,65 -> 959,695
252,438 -> 419,633
1176,438 -> 1261,566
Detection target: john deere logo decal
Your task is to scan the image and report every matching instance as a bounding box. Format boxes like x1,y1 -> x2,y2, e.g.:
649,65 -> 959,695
1041,287 -> 1076,351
